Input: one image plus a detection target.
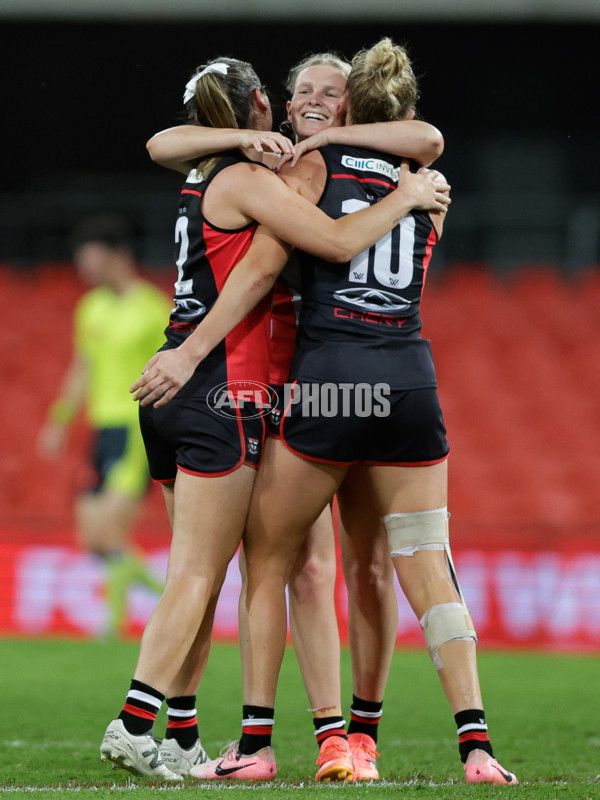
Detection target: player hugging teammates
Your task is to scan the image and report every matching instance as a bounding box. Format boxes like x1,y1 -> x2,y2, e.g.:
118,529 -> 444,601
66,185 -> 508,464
99,39 -> 518,787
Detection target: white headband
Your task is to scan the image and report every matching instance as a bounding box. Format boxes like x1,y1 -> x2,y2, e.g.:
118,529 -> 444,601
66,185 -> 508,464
183,63 -> 229,104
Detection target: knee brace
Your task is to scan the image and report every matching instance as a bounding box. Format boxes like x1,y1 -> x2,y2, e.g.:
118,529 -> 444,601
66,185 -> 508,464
383,508 -> 466,601
420,602 -> 477,670
383,509 -> 477,667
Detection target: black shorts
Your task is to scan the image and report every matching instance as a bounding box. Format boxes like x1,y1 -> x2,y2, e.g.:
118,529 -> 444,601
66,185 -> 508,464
86,425 -> 150,497
279,382 -> 449,465
139,393 -> 266,481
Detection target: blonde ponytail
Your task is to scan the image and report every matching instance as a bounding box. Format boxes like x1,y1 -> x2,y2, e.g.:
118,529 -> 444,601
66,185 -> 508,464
347,38 -> 419,124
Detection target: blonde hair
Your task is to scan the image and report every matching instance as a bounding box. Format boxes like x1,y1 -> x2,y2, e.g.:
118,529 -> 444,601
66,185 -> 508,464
285,52 -> 351,94
347,38 -> 419,124
185,56 -> 265,174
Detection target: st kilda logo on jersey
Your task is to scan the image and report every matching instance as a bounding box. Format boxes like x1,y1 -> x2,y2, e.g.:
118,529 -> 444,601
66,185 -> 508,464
207,380 -> 278,419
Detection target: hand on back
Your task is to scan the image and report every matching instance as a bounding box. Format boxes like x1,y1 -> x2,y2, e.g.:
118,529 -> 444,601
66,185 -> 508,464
397,160 -> 451,212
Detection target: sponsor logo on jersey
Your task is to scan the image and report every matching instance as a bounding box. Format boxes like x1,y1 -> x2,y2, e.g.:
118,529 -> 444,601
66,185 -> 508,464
172,297 -> 207,320
333,307 -> 408,328
333,287 -> 412,314
341,155 -> 399,182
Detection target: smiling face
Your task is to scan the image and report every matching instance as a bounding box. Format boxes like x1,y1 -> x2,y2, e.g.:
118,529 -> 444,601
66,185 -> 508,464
286,64 -> 348,142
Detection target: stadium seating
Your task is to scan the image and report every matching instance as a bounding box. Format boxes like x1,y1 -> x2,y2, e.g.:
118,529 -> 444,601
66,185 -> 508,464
422,264 -> 600,546
1,262 -> 599,549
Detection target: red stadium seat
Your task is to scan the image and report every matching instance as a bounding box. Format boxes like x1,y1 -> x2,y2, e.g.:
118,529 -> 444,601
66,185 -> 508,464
1,263 -> 599,551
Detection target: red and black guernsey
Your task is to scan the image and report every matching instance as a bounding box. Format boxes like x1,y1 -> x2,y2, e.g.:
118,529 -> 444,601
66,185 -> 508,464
268,252 -> 302,386
291,144 -> 440,390
269,275 -> 298,386
163,153 -> 271,397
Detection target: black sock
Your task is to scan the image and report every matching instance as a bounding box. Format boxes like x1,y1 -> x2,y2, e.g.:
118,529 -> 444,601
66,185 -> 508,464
118,679 -> 164,735
455,709 -> 494,763
313,715 -> 347,747
239,705 -> 274,754
165,695 -> 198,749
347,695 -> 383,743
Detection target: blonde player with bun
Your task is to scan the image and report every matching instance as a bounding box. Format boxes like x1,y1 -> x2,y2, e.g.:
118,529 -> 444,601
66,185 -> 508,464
275,37 -> 519,785
167,38 -> 517,786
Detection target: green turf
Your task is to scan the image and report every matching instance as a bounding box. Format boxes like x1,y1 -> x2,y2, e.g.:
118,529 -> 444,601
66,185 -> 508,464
1,638 -> 599,799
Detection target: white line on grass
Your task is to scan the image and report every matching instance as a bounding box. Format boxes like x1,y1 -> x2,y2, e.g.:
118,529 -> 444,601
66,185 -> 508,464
0,779 -> 465,792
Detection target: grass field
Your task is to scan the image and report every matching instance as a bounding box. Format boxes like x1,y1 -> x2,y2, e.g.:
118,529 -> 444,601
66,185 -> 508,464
1,638 -> 598,799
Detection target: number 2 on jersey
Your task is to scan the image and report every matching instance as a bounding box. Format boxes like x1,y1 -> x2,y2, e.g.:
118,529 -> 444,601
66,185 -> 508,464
174,215 -> 192,296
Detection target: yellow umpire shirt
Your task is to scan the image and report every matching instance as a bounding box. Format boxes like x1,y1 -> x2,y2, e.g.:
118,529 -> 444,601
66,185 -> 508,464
74,280 -> 170,428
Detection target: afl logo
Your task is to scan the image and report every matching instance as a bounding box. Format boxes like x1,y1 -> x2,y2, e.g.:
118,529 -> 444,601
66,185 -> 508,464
207,380 -> 277,419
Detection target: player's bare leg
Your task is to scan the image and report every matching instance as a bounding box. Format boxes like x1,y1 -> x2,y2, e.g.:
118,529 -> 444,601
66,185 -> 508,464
242,507 -> 344,743
242,439 -> 345,707
159,478 -> 216,778
337,464 -> 398,779
101,467 -> 255,780
286,509 -> 355,778
134,466 -> 255,692
366,461 -> 517,785
288,508 -> 341,710
156,592 -> 216,775
243,438 -> 353,780
339,465 -> 398,701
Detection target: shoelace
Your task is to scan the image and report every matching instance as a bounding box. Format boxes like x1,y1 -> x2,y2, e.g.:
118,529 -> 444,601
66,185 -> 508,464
354,742 -> 380,760
319,741 -> 350,761
218,741 -> 241,760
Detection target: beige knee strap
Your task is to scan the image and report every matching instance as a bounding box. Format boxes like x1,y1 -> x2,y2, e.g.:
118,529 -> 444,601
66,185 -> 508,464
384,509 -> 468,605
383,508 -> 448,555
420,602 -> 477,670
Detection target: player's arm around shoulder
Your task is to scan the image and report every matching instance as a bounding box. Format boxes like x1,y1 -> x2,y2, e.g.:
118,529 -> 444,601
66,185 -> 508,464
217,159 -> 317,232
290,121 -> 444,168
222,158 -> 436,264
222,161 -> 350,260
147,125 -> 295,175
